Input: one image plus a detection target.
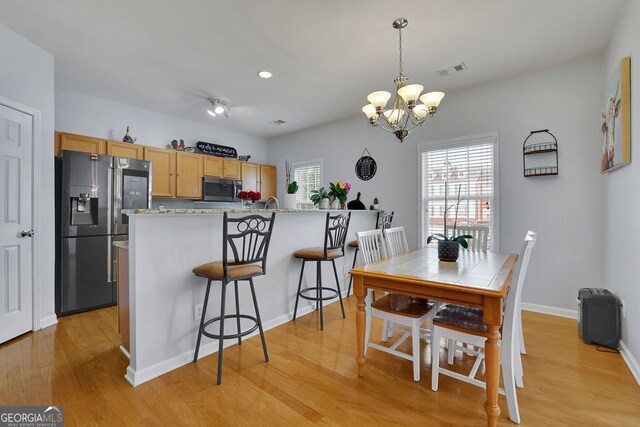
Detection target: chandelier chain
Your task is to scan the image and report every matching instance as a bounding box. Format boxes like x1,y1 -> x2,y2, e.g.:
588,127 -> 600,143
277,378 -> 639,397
398,27 -> 403,76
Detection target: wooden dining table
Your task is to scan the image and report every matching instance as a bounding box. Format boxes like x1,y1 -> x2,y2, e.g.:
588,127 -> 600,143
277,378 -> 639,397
350,247 -> 518,427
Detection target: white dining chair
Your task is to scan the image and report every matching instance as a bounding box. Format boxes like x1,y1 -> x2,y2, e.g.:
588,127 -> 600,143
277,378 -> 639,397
430,231 -> 536,424
445,224 -> 489,251
357,229 -> 435,381
383,226 -> 410,257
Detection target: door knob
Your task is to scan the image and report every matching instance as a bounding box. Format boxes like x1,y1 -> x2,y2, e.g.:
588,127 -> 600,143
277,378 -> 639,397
21,230 -> 34,237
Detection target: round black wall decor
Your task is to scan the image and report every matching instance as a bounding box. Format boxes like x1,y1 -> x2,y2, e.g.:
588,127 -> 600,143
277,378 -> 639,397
355,148 -> 377,181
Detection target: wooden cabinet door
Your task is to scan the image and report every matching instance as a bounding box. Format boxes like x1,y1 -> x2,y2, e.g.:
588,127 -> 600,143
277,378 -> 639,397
107,140 -> 144,159
223,159 -> 241,179
144,147 -> 176,198
59,132 -> 107,154
241,162 -> 260,193
203,156 -> 223,177
260,165 -> 277,200
176,152 -> 203,199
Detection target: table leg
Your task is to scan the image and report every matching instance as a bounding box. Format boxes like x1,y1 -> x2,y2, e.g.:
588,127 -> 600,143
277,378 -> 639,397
483,296 -> 503,427
354,275 -> 366,377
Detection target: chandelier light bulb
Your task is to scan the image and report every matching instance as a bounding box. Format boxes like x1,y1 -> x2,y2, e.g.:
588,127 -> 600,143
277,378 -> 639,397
397,84 -> 424,107
420,91 -> 446,108
384,108 -> 404,126
367,91 -> 392,110
413,104 -> 428,120
362,104 -> 378,122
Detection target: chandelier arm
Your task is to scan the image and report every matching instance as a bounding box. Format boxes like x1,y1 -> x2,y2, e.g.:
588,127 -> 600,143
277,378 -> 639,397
398,26 -> 403,76
376,114 -> 396,133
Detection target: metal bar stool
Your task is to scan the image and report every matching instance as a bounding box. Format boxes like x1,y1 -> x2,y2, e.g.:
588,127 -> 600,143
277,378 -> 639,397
292,212 -> 351,330
192,212 -> 276,384
346,211 -> 394,297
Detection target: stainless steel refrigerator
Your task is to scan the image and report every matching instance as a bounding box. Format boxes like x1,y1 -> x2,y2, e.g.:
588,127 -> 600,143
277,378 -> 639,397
55,150 -> 151,316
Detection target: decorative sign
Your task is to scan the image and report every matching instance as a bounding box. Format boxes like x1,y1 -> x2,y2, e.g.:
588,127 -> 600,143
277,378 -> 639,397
355,148 -> 377,181
196,141 -> 238,158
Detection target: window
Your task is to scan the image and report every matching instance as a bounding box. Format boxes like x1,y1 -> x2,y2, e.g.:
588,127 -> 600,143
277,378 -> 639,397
419,135 -> 498,250
292,159 -> 322,209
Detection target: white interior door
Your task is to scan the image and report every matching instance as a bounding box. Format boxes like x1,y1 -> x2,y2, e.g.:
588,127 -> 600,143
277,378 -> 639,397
0,103 -> 33,344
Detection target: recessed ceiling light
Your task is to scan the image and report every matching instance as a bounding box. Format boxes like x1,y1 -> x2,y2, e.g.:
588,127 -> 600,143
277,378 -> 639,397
258,71 -> 272,79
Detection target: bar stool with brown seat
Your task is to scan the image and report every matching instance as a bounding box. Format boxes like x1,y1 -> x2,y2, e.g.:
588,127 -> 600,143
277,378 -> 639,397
192,212 -> 276,385
292,212 -> 351,330
346,211 -> 394,297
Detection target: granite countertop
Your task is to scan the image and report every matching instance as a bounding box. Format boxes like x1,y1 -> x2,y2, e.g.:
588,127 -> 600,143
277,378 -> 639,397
127,208 -> 381,215
112,240 -> 129,250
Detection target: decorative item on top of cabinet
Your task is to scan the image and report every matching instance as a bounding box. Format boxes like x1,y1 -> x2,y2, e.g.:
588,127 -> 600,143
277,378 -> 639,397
144,146 -> 176,198
238,155 -> 251,162
171,139 -> 185,151
196,141 -> 237,158
122,126 -> 137,144
355,148 -> 377,181
107,140 -> 144,159
523,129 -> 558,177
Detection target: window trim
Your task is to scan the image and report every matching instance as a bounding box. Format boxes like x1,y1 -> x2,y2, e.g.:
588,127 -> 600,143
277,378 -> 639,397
291,158 -> 323,209
416,132 -> 500,252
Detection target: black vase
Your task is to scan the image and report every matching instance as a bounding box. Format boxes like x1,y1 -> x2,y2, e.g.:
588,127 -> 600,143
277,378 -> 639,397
438,240 -> 459,262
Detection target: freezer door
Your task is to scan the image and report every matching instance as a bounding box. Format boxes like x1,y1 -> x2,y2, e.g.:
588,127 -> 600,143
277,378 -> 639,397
59,150 -> 113,237
113,156 -> 151,235
58,235 -> 115,315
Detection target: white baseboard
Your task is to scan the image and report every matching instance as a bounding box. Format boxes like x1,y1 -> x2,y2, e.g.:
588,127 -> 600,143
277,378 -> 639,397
125,304 -> 318,387
521,302 -> 578,320
39,314 -> 58,329
619,340 -> 640,385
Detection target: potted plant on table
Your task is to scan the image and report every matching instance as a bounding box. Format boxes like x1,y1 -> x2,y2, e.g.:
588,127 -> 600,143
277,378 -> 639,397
284,160 -> 298,209
426,184 -> 473,262
310,187 -> 330,209
237,190 -> 261,209
328,181 -> 351,209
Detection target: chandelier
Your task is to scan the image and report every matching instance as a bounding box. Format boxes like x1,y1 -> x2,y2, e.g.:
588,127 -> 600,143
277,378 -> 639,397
362,18 -> 445,142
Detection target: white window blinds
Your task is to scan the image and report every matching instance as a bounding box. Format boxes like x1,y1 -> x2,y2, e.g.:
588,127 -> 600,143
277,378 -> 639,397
293,161 -> 322,209
420,139 -> 496,249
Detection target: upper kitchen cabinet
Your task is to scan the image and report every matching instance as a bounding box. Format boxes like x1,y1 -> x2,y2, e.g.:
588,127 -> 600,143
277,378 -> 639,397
107,140 -> 144,159
260,165 -> 276,200
144,147 -> 176,198
58,132 -> 107,155
241,162 -> 260,192
176,152 -> 203,199
223,159 -> 241,179
203,156 -> 223,177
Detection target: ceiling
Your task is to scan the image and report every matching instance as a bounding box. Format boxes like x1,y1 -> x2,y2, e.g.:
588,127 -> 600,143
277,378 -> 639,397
0,0 -> 625,139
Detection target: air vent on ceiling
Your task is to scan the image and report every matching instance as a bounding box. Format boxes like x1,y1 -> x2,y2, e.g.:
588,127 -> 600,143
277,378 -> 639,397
436,62 -> 467,77
269,120 -> 286,126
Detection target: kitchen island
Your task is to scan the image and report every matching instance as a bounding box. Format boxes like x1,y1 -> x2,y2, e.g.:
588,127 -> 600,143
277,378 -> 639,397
121,208 -> 379,386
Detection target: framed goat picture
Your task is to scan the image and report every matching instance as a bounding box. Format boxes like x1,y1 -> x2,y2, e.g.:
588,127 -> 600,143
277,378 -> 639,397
601,56 -> 631,173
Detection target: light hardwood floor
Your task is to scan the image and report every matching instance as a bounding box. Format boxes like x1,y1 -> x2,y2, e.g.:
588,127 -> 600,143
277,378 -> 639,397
1,297 -> 639,426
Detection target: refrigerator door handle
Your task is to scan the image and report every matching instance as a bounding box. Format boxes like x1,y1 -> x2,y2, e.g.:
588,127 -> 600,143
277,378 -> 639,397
107,163 -> 114,236
107,235 -> 113,283
112,162 -> 123,235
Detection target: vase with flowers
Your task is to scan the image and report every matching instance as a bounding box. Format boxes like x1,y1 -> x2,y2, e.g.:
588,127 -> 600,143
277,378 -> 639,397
329,181 -> 351,210
426,183 -> 473,262
284,159 -> 298,209
237,190 -> 261,209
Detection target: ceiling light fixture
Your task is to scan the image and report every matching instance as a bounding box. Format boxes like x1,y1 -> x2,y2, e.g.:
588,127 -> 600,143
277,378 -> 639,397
362,18 -> 445,143
207,97 -> 231,118
258,71 -> 272,79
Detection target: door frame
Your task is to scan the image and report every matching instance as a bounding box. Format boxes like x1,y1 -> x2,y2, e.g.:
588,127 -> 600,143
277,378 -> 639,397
0,95 -> 43,331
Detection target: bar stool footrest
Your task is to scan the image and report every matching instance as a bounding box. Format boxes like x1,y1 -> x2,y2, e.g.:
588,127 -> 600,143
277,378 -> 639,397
298,286 -> 339,302
201,314 -> 259,340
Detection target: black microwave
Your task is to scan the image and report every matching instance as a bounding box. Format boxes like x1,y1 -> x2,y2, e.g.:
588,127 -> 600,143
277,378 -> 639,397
202,177 -> 243,202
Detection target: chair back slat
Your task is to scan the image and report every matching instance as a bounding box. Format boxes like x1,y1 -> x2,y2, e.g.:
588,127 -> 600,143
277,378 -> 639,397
223,213 -> 276,278
356,229 -> 388,265
446,224 -> 489,251
324,212 -> 351,257
502,231 -> 536,362
383,226 -> 409,257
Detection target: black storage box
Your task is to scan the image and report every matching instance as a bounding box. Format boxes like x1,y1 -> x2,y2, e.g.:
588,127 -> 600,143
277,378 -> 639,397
577,288 -> 621,349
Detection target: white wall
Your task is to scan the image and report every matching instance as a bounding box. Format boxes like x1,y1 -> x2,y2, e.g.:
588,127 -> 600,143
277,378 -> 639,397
268,55 -> 604,312
603,0 -> 640,363
55,89 -> 269,164
0,23 -> 56,325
